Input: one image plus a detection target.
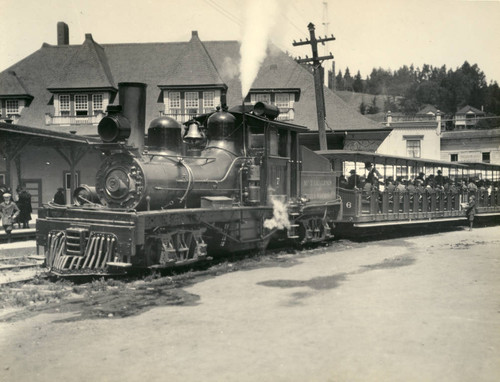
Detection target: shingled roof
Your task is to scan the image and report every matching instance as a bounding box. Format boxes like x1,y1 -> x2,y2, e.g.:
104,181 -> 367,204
0,70 -> 33,100
48,33 -> 116,91
0,31 -> 382,134
160,31 -> 226,89
456,105 -> 485,116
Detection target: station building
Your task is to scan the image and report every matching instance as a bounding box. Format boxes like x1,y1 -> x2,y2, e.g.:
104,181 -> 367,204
0,22 -> 385,211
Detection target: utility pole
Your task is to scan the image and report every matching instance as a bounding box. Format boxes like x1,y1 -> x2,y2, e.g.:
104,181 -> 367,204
293,23 -> 335,151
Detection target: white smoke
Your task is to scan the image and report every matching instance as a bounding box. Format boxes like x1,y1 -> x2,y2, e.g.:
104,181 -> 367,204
220,56 -> 240,80
239,0 -> 280,99
264,196 -> 291,230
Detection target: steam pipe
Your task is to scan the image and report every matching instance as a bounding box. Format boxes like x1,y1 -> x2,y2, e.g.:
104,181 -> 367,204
119,82 -> 147,151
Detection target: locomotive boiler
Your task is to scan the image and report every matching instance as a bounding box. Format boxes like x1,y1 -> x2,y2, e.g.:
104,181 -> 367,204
37,82 -> 342,276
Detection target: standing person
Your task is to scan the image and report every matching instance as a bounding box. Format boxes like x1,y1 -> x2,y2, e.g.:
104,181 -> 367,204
16,186 -> 32,229
465,195 -> 477,231
365,162 -> 382,186
53,188 -> 66,205
0,193 -> 20,243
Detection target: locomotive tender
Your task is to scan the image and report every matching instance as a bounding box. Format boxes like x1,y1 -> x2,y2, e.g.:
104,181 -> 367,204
37,83 -> 342,275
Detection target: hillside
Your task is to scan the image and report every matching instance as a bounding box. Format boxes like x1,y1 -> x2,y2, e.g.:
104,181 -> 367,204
335,91 -> 388,123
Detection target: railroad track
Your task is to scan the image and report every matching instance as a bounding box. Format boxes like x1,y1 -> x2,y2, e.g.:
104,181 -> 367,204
0,255 -> 46,286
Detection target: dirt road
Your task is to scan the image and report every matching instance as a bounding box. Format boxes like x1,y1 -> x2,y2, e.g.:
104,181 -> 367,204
1,226 -> 499,382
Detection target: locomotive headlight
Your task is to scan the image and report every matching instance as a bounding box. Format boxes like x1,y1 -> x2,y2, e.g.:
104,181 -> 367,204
105,169 -> 130,198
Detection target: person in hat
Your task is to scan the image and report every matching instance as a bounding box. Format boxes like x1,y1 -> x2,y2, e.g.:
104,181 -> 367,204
0,193 -> 20,243
53,188 -> 66,205
435,169 -> 444,187
15,185 -> 32,229
365,162 -> 382,186
465,195 -> 477,231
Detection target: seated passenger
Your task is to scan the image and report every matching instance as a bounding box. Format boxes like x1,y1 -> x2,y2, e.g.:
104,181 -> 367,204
339,175 -> 348,189
449,181 -> 458,194
347,170 -> 361,189
467,179 -> 478,192
395,177 -> 406,192
385,178 -> 395,192
415,179 -> 425,193
407,180 -> 416,194
435,170 -> 444,187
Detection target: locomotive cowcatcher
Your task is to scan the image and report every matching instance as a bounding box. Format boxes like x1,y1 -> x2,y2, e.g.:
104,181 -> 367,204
36,83 -> 342,275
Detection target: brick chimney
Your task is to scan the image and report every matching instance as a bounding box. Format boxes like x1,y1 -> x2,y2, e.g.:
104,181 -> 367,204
57,22 -> 69,45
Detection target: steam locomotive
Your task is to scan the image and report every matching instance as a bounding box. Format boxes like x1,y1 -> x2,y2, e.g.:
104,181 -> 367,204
37,83 -> 342,275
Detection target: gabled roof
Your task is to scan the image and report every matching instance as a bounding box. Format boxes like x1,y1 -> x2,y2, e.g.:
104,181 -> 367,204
0,31 -> 383,133
456,105 -> 485,115
416,104 -> 439,116
0,70 -> 33,100
48,34 -> 116,91
159,31 -> 226,89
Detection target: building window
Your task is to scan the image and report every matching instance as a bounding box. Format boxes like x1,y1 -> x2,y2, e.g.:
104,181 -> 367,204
6,100 -> 19,115
203,91 -> 215,113
406,140 -> 421,158
482,152 -> 490,163
168,92 -> 180,110
0,173 -> 5,184
59,95 -> 70,116
251,93 -> 271,104
92,94 -> 103,115
185,92 -> 199,109
74,95 -> 88,116
275,94 -> 290,109
450,154 -> 458,162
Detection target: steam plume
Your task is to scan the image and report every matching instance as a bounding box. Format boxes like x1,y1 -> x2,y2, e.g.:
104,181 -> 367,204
264,196 -> 291,231
239,0 -> 279,99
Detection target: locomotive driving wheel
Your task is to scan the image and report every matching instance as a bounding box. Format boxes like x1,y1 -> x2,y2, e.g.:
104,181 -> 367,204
144,228 -> 208,268
294,217 -> 332,245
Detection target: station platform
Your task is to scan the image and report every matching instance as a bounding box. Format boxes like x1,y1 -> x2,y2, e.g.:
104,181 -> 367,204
0,215 -> 37,244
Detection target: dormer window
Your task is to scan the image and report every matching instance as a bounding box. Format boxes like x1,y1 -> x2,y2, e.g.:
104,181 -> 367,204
48,92 -> 110,125
1,99 -> 27,122
249,91 -> 298,121
59,95 -> 70,116
75,94 -> 88,116
251,94 -> 271,104
185,92 -> 199,117
203,91 -> 215,113
92,94 -> 103,115
162,89 -> 222,122
6,100 -> 20,115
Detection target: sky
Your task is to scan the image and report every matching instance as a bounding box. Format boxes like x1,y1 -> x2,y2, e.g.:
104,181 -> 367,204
0,0 -> 499,84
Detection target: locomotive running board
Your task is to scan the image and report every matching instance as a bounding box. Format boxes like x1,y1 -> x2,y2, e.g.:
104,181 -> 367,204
353,217 -> 467,227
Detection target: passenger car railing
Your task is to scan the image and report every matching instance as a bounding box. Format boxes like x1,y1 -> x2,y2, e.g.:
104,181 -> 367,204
338,187 -> 500,222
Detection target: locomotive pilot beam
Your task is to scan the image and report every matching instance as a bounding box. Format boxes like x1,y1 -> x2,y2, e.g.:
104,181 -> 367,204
37,82 -> 343,276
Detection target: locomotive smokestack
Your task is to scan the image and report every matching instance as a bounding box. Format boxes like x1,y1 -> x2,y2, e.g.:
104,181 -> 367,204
119,82 -> 147,151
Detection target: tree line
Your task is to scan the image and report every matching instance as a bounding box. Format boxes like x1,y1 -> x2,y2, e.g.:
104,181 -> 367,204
331,62 -> 500,123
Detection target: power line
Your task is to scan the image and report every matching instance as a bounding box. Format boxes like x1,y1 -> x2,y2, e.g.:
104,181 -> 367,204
204,0 -> 241,26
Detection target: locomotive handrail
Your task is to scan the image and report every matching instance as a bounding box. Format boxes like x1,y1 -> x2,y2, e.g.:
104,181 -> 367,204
167,156 -> 248,184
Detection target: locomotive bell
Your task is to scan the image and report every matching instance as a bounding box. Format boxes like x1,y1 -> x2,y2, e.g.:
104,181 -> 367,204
184,121 -> 204,143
